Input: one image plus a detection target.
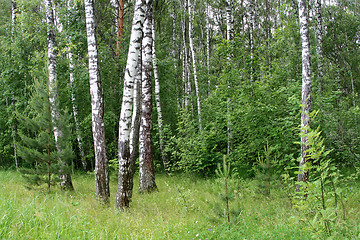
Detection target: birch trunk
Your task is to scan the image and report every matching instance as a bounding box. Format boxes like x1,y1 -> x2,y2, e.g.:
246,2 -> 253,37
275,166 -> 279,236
10,0 -> 18,170
249,0 -> 255,83
11,1 -> 16,36
127,53 -> 142,200
67,0 -> 87,172
152,17 -> 169,174
226,0 -> 234,42
188,0 -> 202,131
84,0 -> 109,202
139,0 -> 157,193
315,0 -> 323,91
116,0 -> 145,209
206,1 -> 210,94
68,51 -> 87,171
45,0 -> 74,191
181,2 -> 190,109
226,0 -> 233,155
297,0 -> 312,187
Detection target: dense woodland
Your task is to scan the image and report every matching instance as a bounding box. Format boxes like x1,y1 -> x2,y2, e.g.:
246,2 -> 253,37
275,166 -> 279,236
0,0 -> 360,236
0,0 -> 360,239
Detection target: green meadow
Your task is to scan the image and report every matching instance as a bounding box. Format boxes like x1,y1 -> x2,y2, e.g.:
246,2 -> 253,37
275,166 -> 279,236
0,170 -> 359,239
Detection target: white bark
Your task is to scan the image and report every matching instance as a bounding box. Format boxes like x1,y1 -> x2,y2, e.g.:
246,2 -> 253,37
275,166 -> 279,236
226,0 -> 234,41
206,1 -> 210,94
249,0 -> 255,83
128,53 -> 142,200
139,0 -> 157,193
45,0 -> 74,190
10,0 -> 18,170
84,0 -> 109,202
68,51 -> 87,171
152,17 -> 168,174
188,0 -> 202,131
226,0 -> 234,155
66,0 -> 87,172
316,0 -> 323,91
116,0 -> 145,208
297,0 -> 311,186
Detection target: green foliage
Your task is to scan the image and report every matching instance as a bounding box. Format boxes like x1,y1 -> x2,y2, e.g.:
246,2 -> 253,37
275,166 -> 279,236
252,142 -> 281,198
292,114 -> 347,238
210,156 -> 241,227
17,80 -> 73,192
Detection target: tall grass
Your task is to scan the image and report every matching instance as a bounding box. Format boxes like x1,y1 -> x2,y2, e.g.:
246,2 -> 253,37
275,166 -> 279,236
0,170 -> 358,239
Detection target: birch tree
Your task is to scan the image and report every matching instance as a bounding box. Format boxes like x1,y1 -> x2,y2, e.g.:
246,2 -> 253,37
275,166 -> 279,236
116,0 -> 145,209
128,54 -> 142,200
139,0 -> 157,193
315,0 -> 323,91
152,16 -> 168,174
45,0 -> 74,190
206,1 -> 210,94
66,0 -> 87,171
297,0 -> 312,187
188,0 -> 202,131
84,0 -> 109,202
226,0 -> 233,155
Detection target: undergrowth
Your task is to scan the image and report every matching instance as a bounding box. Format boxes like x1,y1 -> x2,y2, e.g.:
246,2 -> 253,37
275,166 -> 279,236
0,170 -> 358,239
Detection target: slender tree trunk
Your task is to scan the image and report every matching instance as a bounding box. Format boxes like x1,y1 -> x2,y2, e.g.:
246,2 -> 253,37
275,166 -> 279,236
152,17 -> 169,174
297,0 -> 312,188
68,51 -> 87,171
84,0 -> 109,202
249,0 -> 255,83
11,1 -> 16,36
45,0 -> 74,191
128,53 -> 142,200
139,0 -> 157,193
116,0 -> 145,209
188,0 -> 202,131
67,0 -> 87,172
315,0 -> 323,91
226,0 -> 233,155
181,2 -> 189,109
206,1 -> 210,95
10,0 -> 18,170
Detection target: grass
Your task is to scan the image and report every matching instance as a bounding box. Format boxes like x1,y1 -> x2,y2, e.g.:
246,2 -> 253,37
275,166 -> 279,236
0,170 -> 359,239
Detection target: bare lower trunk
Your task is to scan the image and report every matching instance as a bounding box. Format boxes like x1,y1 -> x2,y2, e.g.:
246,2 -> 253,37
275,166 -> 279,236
249,0 -> 255,83
68,51 -> 87,171
139,0 -> 157,193
297,0 -> 312,189
316,0 -> 323,91
152,17 -> 169,174
84,0 -> 109,201
128,53 -> 142,200
188,0 -> 202,131
116,0 -> 145,209
45,0 -> 73,191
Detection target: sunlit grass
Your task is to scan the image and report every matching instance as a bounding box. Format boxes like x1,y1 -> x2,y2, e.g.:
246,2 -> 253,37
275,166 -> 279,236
0,170 -> 359,239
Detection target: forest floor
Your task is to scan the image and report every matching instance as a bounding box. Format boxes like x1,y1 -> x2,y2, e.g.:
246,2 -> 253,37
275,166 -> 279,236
0,170 -> 359,239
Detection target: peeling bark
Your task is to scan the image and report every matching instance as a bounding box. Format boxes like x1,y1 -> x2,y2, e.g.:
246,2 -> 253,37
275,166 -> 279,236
116,0 -> 145,209
152,17 -> 169,174
297,0 -> 312,188
84,0 -> 109,202
45,0 -> 74,191
316,0 -> 323,91
139,0 -> 157,193
188,0 -> 202,131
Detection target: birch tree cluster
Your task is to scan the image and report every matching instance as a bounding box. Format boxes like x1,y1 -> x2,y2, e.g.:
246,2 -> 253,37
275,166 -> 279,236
0,0 -> 360,204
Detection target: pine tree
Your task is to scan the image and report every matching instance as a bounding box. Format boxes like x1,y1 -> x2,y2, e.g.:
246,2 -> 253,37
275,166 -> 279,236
18,80 -> 73,192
